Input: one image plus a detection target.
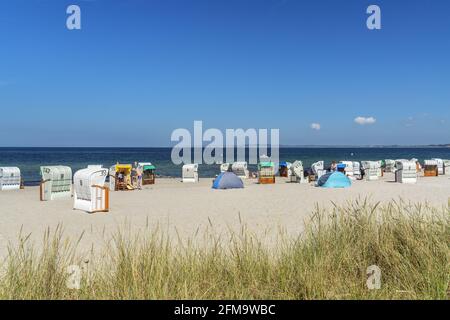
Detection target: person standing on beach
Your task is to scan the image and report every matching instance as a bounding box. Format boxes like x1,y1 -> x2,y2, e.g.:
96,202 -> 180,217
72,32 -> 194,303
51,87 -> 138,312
136,165 -> 143,190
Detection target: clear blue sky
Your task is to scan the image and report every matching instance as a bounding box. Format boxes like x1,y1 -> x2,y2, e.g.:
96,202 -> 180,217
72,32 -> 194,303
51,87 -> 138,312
1,0 -> 449,147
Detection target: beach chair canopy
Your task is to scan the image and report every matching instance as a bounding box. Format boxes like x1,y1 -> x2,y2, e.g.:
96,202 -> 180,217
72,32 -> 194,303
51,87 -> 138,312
114,164 -> 132,173
424,160 -> 438,166
316,172 -> 351,188
138,162 -> 155,171
290,161 -> 304,177
87,165 -> 103,169
212,172 -> 244,189
311,161 -> 324,174
183,163 -> 198,173
395,160 -> 416,171
258,161 -> 274,168
40,166 -> 72,184
361,161 -> 380,170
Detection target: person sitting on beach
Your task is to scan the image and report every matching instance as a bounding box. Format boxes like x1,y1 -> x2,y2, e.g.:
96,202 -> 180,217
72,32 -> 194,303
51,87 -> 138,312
330,161 -> 337,172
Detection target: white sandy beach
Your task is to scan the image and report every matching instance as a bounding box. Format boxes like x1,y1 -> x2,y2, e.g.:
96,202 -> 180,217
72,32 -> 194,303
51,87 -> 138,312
1,173 -> 449,258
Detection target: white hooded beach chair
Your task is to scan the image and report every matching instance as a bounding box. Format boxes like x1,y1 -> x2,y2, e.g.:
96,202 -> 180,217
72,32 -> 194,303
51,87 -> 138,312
40,166 -> 72,201
376,160 -> 383,177
395,160 -> 417,184
311,161 -> 325,179
231,162 -> 249,179
182,164 -> 199,183
384,160 -> 396,173
0,167 -> 21,191
353,162 -> 362,179
443,160 -> 450,176
339,161 -> 354,177
432,159 -> 444,175
73,167 -> 109,213
361,161 -> 380,181
289,160 -> 306,183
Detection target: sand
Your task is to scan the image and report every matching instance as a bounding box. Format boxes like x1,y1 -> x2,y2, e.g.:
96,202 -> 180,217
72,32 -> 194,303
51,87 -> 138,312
1,173 -> 449,258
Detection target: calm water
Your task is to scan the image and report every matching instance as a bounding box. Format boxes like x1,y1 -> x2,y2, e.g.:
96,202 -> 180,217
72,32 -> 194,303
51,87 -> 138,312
1,147 -> 450,185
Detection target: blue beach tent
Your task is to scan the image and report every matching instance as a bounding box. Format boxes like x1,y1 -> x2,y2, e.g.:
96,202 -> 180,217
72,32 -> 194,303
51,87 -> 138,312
212,172 -> 244,189
316,172 -> 351,188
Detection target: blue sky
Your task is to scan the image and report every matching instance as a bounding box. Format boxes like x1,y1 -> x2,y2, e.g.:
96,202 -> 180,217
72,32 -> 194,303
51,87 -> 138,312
0,0 -> 449,147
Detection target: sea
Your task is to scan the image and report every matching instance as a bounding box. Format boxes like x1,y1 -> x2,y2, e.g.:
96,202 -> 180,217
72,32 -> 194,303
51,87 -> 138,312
1,147 -> 450,186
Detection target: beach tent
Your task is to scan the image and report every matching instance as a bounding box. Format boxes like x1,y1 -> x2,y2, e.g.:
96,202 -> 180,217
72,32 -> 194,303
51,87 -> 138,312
212,172 -> 244,189
138,162 -> 156,185
0,167 -> 21,191
40,166 -> 72,201
232,162 -> 249,179
423,160 -> 438,177
220,163 -> 231,173
73,167 -> 109,213
258,161 -> 275,184
289,160 -> 306,183
432,159 -> 444,175
182,164 -> 199,183
361,161 -> 380,181
316,172 -> 351,188
109,164 -> 134,191
395,160 -> 417,184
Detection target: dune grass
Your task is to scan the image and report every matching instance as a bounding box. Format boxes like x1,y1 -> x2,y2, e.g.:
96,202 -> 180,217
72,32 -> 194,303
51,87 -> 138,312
0,199 -> 448,300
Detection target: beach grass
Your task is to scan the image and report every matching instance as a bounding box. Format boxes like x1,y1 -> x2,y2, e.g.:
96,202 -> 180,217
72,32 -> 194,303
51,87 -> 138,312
0,199 -> 448,300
